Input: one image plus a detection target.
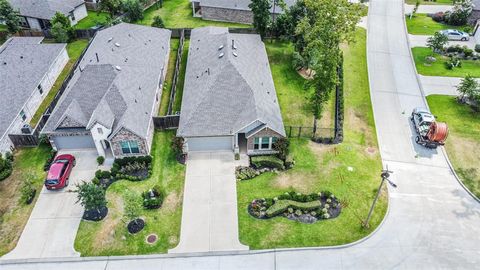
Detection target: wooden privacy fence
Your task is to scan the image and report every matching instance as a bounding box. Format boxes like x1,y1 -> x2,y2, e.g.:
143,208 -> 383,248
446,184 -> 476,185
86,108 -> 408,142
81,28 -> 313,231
153,115 -> 180,130
167,29 -> 185,115
16,28 -> 99,39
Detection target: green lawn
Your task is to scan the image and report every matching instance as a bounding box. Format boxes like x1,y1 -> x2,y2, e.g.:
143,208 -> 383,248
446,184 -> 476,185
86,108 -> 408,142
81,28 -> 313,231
412,47 -> 480,77
74,131 -> 185,256
172,40 -> 189,113
427,95 -> 480,198
159,39 -> 180,116
406,14 -> 463,35
0,145 -> 51,256
237,28 -> 387,249
136,0 -> 249,28
75,11 -> 110,29
29,39 -> 89,127
405,0 -> 453,5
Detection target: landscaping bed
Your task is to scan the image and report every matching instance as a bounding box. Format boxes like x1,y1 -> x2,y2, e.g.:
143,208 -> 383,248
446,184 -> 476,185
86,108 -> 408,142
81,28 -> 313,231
412,47 -> 480,77
74,131 -> 185,256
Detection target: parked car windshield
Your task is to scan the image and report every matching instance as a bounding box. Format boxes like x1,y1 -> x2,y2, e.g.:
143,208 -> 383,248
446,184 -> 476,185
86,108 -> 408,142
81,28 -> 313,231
55,159 -> 69,164
45,179 -> 59,185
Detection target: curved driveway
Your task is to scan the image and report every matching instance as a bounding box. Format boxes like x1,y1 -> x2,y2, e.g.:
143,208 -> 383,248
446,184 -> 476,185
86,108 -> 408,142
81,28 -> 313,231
1,0 -> 480,268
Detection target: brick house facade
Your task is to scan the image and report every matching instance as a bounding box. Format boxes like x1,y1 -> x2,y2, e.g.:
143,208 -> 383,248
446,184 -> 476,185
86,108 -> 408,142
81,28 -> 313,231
110,128 -> 148,157
246,127 -> 284,155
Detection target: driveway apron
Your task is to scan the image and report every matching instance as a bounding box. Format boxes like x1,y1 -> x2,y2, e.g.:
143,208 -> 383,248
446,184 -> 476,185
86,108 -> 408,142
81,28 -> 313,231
169,151 -> 248,253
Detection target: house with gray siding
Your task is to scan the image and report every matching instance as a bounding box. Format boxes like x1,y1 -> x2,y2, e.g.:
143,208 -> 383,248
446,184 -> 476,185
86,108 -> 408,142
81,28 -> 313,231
191,0 -> 295,24
42,23 -> 171,159
8,0 -> 87,30
0,37 -> 68,154
177,27 -> 285,155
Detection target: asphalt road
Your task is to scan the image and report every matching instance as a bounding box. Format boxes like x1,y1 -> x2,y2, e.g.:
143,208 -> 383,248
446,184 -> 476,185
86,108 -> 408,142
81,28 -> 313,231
1,0 -> 479,268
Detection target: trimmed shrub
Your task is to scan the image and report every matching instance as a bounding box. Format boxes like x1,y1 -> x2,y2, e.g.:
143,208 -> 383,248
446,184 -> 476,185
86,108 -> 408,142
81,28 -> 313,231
431,12 -> 445,22
19,173 -> 36,204
236,166 -> 258,181
475,44 -> 480,53
266,200 -> 321,217
97,156 -> 105,165
251,155 -> 285,170
0,155 -> 12,181
95,170 -> 111,180
463,48 -> 474,58
142,185 -> 164,209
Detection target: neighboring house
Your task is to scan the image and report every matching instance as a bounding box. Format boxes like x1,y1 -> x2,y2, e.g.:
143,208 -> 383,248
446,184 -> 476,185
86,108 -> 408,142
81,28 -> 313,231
8,0 -> 88,30
42,23 -> 171,159
471,0 -> 480,25
191,0 -> 296,24
0,37 -> 68,154
177,27 -> 285,155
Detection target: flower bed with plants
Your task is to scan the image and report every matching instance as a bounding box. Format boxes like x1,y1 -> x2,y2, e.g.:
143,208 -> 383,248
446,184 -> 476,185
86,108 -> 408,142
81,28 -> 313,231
93,156 -> 153,188
248,191 -> 341,224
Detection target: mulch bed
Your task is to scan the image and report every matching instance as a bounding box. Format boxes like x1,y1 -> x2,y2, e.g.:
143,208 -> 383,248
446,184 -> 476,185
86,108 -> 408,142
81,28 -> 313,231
83,206 -> 108,221
127,218 -> 145,234
127,169 -> 149,180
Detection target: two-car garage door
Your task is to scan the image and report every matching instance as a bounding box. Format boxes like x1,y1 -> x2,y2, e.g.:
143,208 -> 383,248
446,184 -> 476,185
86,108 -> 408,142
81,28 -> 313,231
186,136 -> 232,152
53,135 -> 96,150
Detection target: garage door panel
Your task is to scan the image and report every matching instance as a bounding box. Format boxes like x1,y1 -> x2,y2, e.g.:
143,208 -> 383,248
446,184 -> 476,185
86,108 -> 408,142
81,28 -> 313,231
53,135 -> 95,150
187,136 -> 232,152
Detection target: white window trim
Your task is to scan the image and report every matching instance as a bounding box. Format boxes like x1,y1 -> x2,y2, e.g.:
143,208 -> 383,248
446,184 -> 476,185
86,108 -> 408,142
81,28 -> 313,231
255,137 -> 275,150
121,140 -> 140,154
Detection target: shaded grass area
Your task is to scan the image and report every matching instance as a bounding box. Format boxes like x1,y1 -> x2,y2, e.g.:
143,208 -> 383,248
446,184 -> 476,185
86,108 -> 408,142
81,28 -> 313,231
406,14 -> 463,35
137,0 -> 249,28
29,39 -> 89,127
238,28 -> 387,249
172,40 -> 189,113
412,47 -> 480,77
75,11 -> 110,29
405,0 -> 452,5
74,131 -> 185,256
158,39 -> 180,116
0,145 -> 51,256
427,95 -> 480,198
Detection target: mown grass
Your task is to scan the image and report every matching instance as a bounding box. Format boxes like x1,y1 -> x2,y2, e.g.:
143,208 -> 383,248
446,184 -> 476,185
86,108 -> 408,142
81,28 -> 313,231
29,39 -> 89,127
405,0 -> 453,5
74,131 -> 185,256
137,0 -> 249,28
412,47 -> 480,77
172,40 -> 189,113
427,95 -> 480,198
74,11 -> 110,29
158,39 -> 180,116
405,14 -> 463,35
0,145 -> 51,256
238,28 -> 387,249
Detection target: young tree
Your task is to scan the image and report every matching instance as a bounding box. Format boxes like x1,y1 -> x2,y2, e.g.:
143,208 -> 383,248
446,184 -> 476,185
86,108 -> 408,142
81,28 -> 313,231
295,0 -> 361,124
445,0 -> 473,25
0,0 -> 21,34
75,181 -> 107,213
151,15 -> 165,28
123,0 -> 144,22
457,74 -> 479,103
123,191 -> 142,225
249,0 -> 272,39
100,0 -> 123,16
51,22 -> 69,43
51,12 -> 74,41
427,32 -> 448,55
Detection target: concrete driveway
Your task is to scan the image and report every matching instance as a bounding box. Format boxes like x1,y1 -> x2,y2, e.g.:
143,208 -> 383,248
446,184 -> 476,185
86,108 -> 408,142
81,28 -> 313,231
169,151 -> 248,253
2,150 -> 99,259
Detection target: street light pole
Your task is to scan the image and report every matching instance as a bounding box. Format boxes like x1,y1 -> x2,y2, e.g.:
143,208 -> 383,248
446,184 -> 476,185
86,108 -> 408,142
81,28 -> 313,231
363,166 -> 396,228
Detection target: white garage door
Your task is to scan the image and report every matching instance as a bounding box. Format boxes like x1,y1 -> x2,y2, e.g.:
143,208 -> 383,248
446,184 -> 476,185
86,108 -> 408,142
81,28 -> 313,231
187,136 -> 233,152
53,135 -> 95,150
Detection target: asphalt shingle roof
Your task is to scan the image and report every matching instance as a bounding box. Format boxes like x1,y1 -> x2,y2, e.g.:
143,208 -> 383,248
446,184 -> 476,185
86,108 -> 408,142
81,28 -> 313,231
42,23 -> 171,139
9,0 -> 84,20
200,0 -> 296,13
177,27 -> 285,137
0,37 -> 65,139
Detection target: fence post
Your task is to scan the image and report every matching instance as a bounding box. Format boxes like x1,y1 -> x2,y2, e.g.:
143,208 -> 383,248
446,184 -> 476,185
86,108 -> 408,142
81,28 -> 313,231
298,127 -> 302,138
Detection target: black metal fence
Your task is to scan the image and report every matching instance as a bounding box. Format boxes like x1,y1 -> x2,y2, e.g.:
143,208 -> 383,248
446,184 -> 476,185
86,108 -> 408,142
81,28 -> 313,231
166,30 -> 185,115
153,115 -> 180,130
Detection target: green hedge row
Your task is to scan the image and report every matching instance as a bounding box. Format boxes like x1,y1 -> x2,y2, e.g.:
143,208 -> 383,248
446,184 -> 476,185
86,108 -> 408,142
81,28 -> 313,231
251,155 -> 285,170
266,199 -> 321,217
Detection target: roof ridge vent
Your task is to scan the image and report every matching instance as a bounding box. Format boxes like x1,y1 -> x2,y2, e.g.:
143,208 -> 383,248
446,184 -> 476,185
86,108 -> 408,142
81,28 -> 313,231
108,37 -> 113,42
218,45 -> 224,50
232,52 -> 238,57
115,66 -> 122,71
115,42 -> 120,47
218,52 -> 224,58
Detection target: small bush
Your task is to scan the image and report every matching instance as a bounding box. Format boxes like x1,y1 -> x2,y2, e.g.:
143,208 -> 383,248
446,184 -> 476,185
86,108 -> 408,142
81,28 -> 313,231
463,48 -> 474,58
251,155 -> 285,170
266,199 -> 321,217
284,154 -> 295,169
19,173 -> 36,204
142,185 -> 164,209
235,166 -> 258,181
0,155 -> 12,181
475,44 -> 480,53
95,170 -> 111,180
446,45 -> 464,53
44,150 -> 57,171
97,156 -> 105,165
4,152 -> 13,162
92,178 -> 100,186
431,12 -> 445,22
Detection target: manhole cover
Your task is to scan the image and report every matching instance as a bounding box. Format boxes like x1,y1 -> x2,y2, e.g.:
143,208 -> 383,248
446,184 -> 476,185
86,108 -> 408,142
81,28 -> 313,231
146,234 -> 158,244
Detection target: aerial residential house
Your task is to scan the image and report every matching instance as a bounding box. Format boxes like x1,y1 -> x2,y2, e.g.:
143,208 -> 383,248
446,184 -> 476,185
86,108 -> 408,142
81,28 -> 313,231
177,27 -> 285,155
8,0 -> 87,30
0,37 -> 68,154
191,0 -> 295,24
42,23 -> 171,159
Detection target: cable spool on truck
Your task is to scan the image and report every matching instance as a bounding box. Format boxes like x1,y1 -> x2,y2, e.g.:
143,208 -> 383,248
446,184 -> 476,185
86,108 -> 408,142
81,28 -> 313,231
410,108 -> 449,149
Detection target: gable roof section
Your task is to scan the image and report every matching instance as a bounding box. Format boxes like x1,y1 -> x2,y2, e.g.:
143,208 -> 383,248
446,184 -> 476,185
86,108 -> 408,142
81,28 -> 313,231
42,23 -> 171,139
177,27 -> 285,138
0,37 -> 65,139
200,0 -> 296,13
9,0 -> 84,20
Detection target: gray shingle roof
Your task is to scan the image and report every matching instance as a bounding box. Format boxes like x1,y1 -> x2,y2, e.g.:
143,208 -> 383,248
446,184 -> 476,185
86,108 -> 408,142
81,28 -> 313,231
42,23 -> 171,139
473,0 -> 479,10
0,37 -> 66,139
200,0 -> 296,13
177,27 -> 285,137
8,0 -> 84,20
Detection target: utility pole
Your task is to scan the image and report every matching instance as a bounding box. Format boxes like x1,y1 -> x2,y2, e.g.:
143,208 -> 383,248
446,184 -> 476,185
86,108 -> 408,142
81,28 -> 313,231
363,165 -> 396,228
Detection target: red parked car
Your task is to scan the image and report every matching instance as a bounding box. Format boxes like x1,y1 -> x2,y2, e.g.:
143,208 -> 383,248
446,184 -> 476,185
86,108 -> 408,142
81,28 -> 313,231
45,154 -> 76,190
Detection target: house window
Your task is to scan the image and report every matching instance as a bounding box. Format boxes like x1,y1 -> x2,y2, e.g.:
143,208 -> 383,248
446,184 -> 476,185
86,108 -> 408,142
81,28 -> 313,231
120,140 -> 140,154
254,137 -> 277,150
97,128 -> 103,134
18,17 -> 28,28
38,84 -> 43,94
70,11 -> 76,21
20,110 -> 26,121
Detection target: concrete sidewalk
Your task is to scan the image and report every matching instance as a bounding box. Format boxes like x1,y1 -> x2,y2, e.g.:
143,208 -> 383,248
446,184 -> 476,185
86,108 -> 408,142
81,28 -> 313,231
169,151 -> 248,253
2,150 -> 100,259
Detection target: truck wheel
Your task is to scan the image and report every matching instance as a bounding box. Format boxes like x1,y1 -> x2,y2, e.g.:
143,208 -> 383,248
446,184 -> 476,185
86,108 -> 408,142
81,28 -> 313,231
415,136 -> 421,144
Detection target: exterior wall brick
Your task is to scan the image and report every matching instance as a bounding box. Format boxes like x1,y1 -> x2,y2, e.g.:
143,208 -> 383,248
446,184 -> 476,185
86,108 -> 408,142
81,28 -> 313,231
110,128 -> 148,158
246,127 -> 284,155
201,6 -> 254,24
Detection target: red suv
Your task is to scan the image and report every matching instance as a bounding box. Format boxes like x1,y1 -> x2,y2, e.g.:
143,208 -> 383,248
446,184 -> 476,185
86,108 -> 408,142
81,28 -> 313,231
45,154 -> 76,190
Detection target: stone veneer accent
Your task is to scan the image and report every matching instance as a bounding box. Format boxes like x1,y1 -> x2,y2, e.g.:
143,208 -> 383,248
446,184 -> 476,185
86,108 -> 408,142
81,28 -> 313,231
110,127 -> 148,157
201,6 -> 254,24
246,127 -> 284,155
